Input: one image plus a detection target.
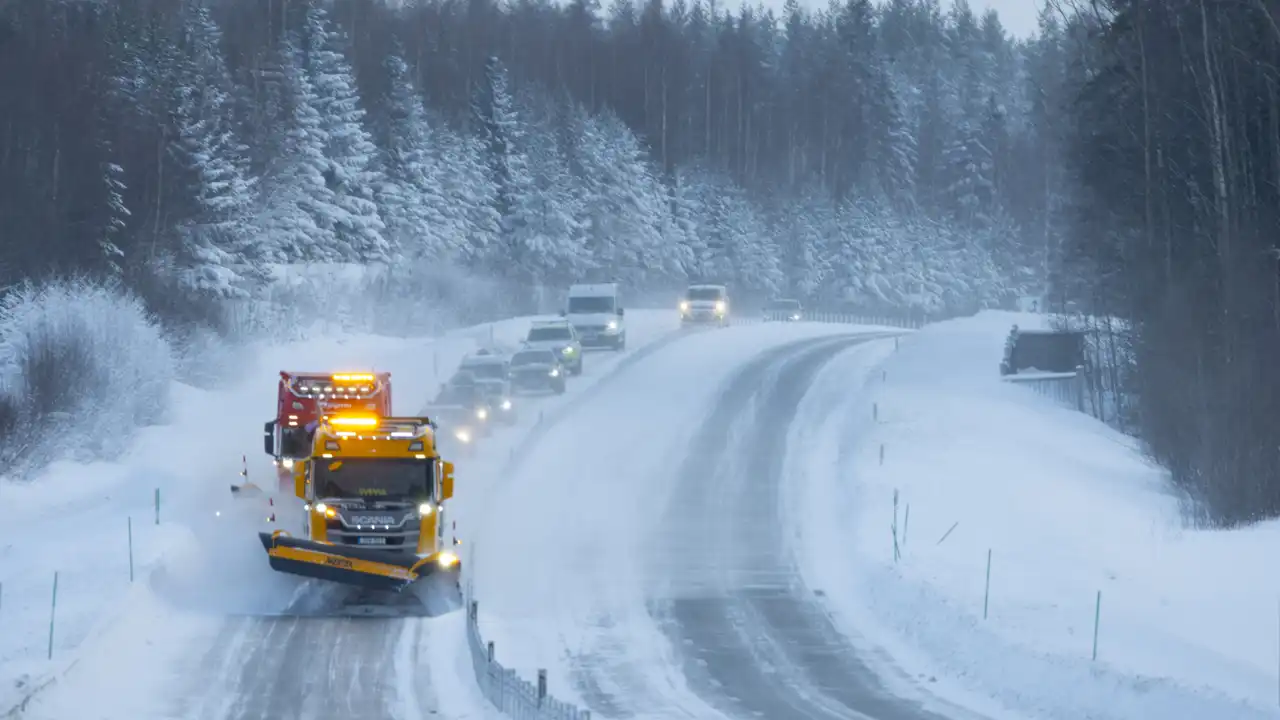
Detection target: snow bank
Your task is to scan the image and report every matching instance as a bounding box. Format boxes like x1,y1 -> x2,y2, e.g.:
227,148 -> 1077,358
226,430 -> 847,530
0,278 -> 174,473
793,310 -> 1279,720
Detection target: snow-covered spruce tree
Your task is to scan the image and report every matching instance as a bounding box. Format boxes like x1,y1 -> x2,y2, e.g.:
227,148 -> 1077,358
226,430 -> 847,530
254,37 -> 342,264
572,106 -> 675,287
512,87 -> 587,289
167,3 -> 261,298
377,47 -> 452,262
474,56 -> 554,308
301,2 -> 390,264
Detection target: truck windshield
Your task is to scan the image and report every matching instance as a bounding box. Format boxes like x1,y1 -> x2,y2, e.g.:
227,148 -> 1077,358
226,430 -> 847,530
314,458 -> 431,500
568,296 -> 615,313
527,326 -> 571,341
686,287 -> 723,301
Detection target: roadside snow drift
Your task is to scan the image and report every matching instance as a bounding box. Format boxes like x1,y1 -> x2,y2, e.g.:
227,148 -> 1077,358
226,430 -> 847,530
792,310 -> 1279,720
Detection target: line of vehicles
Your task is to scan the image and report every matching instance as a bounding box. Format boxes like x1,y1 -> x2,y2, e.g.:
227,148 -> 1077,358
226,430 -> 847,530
221,281 -> 808,612
226,283 -> 629,612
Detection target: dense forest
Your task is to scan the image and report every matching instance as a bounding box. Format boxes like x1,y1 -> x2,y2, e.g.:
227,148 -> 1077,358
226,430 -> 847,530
0,0 -> 1053,331
2,0 -> 1279,526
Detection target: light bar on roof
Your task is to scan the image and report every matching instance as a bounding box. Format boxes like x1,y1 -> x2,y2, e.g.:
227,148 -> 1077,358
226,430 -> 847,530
332,373 -> 376,383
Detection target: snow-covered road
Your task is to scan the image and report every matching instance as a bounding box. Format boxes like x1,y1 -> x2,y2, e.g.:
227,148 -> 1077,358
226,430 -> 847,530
468,322 -> 983,720
651,334 -> 987,720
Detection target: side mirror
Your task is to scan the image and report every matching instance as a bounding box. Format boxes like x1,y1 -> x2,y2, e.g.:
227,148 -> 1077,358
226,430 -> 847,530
440,461 -> 455,501
263,420 -> 278,456
617,308 -> 625,316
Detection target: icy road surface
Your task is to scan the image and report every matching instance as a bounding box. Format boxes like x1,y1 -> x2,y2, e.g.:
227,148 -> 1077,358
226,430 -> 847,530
651,335 -> 989,720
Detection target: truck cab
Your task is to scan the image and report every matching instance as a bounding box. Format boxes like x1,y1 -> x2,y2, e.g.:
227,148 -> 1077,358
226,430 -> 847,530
264,371 -> 392,483
564,282 -> 626,350
680,284 -> 730,327
260,413 -> 460,591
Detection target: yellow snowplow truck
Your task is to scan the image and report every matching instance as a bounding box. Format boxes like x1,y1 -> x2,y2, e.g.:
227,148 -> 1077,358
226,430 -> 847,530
257,413 -> 461,593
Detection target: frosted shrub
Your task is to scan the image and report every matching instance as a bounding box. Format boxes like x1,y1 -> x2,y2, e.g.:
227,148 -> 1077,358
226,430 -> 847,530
0,278 -> 174,471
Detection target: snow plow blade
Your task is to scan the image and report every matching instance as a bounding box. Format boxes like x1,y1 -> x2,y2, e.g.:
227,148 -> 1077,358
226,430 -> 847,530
257,530 -> 459,592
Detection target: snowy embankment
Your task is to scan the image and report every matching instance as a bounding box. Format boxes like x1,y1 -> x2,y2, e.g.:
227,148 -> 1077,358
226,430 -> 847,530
468,321 -> 887,719
791,310 -> 1280,720
0,310 -> 675,718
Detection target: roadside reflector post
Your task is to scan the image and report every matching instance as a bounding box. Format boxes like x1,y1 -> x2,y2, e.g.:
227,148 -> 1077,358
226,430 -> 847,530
983,549 -> 992,620
47,571 -> 58,660
873,403 -> 878,421
892,490 -> 900,563
1092,590 -> 1102,660
487,640 -> 495,663
903,504 -> 910,548
154,488 -> 160,525
128,517 -> 134,583
537,669 -> 547,706
879,444 -> 885,465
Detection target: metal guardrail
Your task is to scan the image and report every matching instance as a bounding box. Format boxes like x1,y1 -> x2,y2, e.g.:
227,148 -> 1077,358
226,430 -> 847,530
464,592 -> 592,720
730,310 -> 927,329
1002,369 -> 1086,412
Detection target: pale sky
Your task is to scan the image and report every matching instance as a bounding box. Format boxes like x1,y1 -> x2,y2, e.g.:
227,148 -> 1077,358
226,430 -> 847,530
954,0 -> 1041,39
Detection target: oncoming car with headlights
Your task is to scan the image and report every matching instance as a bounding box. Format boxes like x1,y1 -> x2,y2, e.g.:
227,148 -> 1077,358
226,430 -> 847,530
521,320 -> 583,376
508,348 -> 567,394
252,413 -> 461,595
680,284 -> 730,327
456,350 -> 517,425
424,375 -> 494,452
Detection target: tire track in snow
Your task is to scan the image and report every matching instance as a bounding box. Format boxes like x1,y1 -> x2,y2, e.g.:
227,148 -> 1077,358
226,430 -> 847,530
650,332 -> 982,720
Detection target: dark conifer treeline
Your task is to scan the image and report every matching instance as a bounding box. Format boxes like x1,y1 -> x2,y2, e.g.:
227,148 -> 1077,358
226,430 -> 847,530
5,0 -> 1279,522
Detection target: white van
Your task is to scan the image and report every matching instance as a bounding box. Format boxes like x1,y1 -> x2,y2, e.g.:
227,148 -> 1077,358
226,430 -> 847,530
564,283 -> 626,350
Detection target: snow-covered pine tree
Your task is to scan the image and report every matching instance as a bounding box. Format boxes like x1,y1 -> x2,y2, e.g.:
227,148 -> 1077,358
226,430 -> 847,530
168,3 -> 261,298
254,37 -> 341,265
377,47 -> 452,263
301,2 -> 390,265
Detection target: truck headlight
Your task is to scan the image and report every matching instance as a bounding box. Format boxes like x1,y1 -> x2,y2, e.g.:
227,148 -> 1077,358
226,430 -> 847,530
281,457 -> 294,469
501,399 -> 512,410
476,407 -> 488,420
418,502 -> 434,516
606,320 -> 618,331
679,301 -> 690,312
715,300 -> 726,313
437,551 -> 459,568
562,346 -> 575,355
549,368 -> 560,377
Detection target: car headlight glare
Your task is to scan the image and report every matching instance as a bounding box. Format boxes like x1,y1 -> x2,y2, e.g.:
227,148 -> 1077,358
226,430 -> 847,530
455,429 -> 471,443
501,399 -> 512,410
418,502 -> 434,516
476,408 -> 488,420
562,346 -> 575,355
549,369 -> 560,377
679,301 -> 690,312
606,320 -> 618,330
